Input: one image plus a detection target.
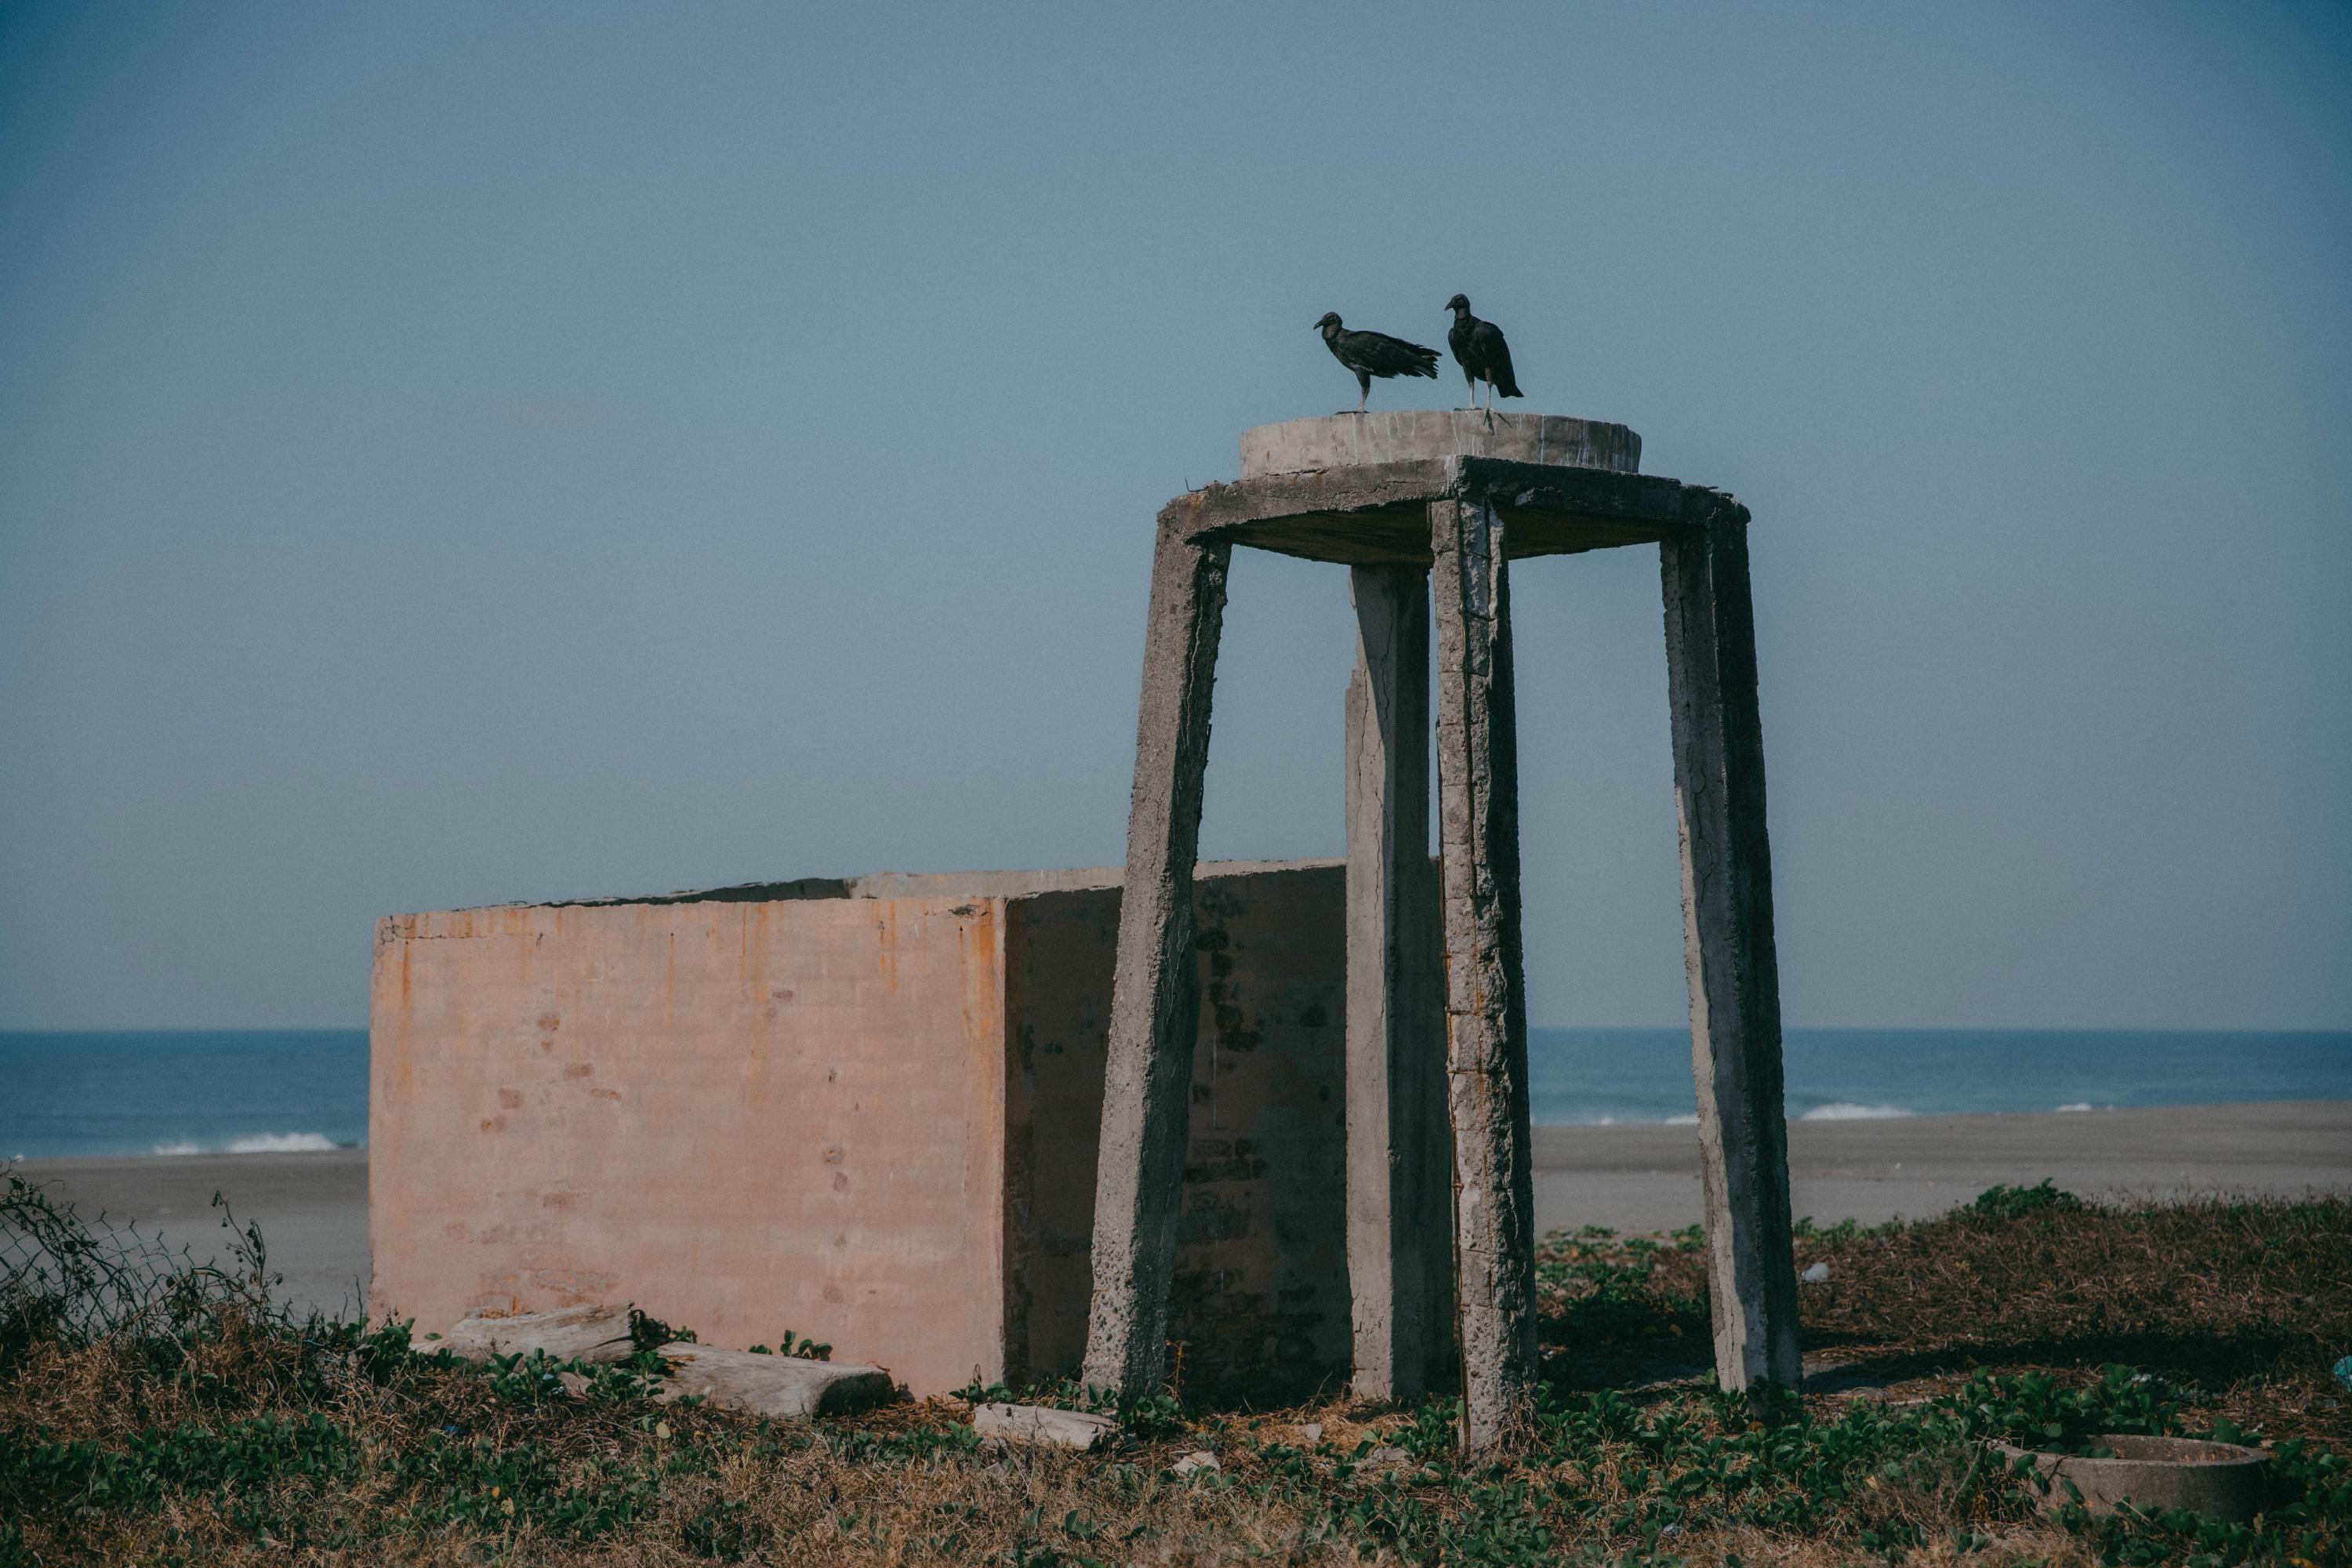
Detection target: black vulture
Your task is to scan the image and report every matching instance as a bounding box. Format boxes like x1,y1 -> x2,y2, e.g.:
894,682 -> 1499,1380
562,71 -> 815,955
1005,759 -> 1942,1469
1315,312 -> 1439,412
1445,294 -> 1522,410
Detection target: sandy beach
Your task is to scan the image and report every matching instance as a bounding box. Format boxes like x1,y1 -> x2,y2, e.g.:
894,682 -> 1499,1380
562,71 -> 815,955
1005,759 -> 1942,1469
13,1100 -> 2346,1319
1534,1098 -> 2350,1234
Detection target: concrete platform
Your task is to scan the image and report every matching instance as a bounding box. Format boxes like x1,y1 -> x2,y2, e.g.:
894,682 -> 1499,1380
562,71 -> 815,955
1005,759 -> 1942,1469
1167,446 -> 1729,568
1240,411 -> 1641,479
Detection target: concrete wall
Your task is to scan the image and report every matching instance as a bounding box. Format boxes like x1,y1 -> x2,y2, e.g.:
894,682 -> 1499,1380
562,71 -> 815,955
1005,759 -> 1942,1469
370,894 -> 1011,1396
1002,863 -> 1348,1401
370,860 -> 1346,1400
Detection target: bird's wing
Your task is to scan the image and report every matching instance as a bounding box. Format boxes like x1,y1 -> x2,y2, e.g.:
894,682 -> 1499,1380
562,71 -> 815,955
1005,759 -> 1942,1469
1472,321 -> 1522,397
1345,328 -> 1442,379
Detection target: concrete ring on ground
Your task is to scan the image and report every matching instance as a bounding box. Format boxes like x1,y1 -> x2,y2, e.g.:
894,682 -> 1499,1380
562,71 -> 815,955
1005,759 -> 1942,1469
1240,410 -> 1642,479
1994,1435 -> 2273,1522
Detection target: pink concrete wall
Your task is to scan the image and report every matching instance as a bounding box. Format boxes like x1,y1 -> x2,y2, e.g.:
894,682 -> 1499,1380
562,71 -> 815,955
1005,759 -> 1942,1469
370,861 -> 1348,1401
370,895 -> 1009,1396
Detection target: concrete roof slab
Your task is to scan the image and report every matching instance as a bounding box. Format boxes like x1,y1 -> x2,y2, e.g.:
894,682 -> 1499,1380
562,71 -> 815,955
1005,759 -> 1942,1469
1160,457 -> 1743,567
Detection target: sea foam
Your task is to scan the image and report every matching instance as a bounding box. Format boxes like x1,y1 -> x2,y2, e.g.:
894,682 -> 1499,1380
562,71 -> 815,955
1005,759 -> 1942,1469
150,1133 -> 340,1156
227,1132 -> 339,1153
1798,1102 -> 1917,1121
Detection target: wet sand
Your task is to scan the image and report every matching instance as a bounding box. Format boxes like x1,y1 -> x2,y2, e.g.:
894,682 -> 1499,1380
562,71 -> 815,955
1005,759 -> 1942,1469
12,1102 -> 2347,1318
12,1145 -> 371,1317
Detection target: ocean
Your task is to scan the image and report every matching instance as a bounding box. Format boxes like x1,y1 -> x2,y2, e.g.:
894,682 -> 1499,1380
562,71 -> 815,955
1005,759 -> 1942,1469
2,1027 -> 2347,1161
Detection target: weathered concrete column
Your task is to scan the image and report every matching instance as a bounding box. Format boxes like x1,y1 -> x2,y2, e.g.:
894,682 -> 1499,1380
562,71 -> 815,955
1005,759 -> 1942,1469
1429,495 -> 1538,1451
1082,521 -> 1232,1399
1660,503 -> 1801,1391
1344,564 -> 1452,1403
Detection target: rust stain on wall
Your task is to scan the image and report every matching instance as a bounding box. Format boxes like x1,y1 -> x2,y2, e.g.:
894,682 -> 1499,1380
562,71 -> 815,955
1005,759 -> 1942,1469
874,905 -> 900,993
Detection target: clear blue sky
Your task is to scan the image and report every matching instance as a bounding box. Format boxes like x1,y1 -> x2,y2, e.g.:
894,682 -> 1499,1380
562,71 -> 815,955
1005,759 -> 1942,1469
2,2 -> 2346,1031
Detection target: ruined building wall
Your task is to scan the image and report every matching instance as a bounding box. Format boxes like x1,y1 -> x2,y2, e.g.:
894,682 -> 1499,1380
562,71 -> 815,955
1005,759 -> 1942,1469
369,862 -> 1346,1399
1000,863 -> 1348,1400
369,895 -> 1011,1396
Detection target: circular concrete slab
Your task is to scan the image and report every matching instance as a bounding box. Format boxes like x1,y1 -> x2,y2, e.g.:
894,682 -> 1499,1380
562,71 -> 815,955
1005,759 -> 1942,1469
1994,1435 -> 2271,1523
1240,411 -> 1641,479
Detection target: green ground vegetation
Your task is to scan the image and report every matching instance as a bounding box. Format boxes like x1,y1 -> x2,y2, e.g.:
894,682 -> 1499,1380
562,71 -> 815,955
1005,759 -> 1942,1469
2,1173 -> 2345,1566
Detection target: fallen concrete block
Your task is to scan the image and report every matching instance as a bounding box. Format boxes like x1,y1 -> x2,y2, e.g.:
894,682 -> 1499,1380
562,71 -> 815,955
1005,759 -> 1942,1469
971,1402 -> 1117,1451
437,1303 -> 637,1364
655,1344 -> 895,1418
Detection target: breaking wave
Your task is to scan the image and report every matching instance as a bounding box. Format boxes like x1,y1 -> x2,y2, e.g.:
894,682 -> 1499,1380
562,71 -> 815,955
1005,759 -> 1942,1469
1797,1102 -> 1918,1121
229,1132 -> 339,1152
150,1132 -> 345,1156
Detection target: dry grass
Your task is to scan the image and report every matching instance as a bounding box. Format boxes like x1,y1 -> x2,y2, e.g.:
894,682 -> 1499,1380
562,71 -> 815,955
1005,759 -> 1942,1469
3,1183 -> 2347,1566
1795,1192 -> 2352,1446
1539,1189 -> 2352,1450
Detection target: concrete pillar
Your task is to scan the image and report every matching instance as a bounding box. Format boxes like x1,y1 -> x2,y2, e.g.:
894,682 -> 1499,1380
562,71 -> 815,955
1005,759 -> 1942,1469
1082,522 -> 1232,1399
1344,564 -> 1452,1403
1428,496 -> 1538,1451
1660,506 -> 1802,1391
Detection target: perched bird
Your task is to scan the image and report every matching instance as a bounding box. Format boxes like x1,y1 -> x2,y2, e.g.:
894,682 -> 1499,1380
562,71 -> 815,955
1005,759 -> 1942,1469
1445,294 -> 1522,411
1315,312 -> 1439,412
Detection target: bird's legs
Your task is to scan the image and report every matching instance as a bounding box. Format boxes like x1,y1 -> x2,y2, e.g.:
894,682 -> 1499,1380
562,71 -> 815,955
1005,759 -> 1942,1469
1354,372 -> 1370,413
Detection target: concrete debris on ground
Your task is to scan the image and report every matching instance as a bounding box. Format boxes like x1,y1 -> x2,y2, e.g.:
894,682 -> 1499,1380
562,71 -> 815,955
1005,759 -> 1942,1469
1993,1436 -> 2271,1523
436,1303 -> 637,1363
654,1344 -> 895,1418
1171,1450 -> 1218,1475
433,1304 -> 895,1418
971,1402 -> 1118,1451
